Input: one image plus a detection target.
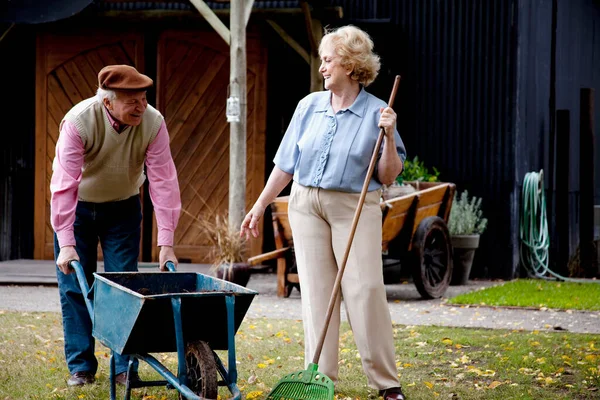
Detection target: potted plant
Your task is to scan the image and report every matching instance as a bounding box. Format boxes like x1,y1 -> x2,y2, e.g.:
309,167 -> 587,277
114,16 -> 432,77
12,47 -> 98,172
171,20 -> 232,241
383,156 -> 441,200
448,191 -> 488,285
182,210 -> 251,287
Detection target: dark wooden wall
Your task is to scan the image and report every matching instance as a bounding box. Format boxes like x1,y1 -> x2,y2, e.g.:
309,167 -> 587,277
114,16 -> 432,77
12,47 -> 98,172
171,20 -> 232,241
0,25 -> 35,261
30,22 -> 267,262
516,0 -> 600,276
2,1 -> 599,278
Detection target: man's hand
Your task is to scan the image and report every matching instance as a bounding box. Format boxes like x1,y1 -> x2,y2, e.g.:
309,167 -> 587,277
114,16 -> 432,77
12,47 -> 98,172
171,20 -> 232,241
56,246 -> 79,274
159,246 -> 178,271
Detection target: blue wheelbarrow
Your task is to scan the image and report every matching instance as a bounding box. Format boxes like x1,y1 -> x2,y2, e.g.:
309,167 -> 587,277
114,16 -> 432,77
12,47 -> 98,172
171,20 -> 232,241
70,260 -> 258,400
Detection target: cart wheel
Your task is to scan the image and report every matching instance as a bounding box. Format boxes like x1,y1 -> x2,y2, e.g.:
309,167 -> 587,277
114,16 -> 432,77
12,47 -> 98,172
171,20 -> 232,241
180,340 -> 218,400
411,216 -> 453,299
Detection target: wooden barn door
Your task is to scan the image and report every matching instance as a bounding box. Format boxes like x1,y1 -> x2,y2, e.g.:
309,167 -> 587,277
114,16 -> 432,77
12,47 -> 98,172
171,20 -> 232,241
34,31 -> 145,260
156,31 -> 266,262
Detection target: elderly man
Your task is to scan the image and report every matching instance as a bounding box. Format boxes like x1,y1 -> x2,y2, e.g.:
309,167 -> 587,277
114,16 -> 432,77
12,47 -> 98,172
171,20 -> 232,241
51,65 -> 181,386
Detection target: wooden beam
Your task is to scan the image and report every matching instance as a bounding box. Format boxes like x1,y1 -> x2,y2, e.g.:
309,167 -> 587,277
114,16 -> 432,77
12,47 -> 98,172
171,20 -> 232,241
0,23 -> 15,44
299,1 -> 323,92
266,19 -> 309,64
308,19 -> 323,93
88,7 -> 344,22
244,0 -> 255,26
189,0 -> 230,45
247,247 -> 290,265
300,0 -> 318,56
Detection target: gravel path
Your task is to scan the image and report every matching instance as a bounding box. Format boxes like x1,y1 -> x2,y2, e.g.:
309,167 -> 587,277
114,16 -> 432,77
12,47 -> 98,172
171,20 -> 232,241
2,274 -> 598,334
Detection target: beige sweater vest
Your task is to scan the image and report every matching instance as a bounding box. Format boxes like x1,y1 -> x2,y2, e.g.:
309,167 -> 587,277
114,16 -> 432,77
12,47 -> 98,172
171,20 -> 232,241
62,97 -> 163,203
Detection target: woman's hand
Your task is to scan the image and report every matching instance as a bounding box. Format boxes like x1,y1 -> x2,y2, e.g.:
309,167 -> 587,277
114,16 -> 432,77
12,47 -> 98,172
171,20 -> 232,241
378,107 -> 397,138
240,203 -> 266,240
376,106 -> 403,185
240,167 -> 293,240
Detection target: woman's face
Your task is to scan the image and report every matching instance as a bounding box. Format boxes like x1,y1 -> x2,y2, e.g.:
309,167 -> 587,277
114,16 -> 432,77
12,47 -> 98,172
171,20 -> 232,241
104,90 -> 148,126
319,44 -> 351,91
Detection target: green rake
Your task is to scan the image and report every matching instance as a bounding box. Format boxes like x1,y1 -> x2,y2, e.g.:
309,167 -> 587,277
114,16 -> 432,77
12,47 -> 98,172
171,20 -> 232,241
267,363 -> 334,399
266,76 -> 401,400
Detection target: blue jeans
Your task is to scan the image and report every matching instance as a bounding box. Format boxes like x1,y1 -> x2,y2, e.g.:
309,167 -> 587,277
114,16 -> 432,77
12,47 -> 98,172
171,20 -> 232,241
55,195 -> 142,375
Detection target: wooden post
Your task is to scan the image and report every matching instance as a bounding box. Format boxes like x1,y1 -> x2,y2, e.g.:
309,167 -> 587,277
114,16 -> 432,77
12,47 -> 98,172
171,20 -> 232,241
229,0 -> 247,230
580,88 -> 596,276
555,110 -> 570,275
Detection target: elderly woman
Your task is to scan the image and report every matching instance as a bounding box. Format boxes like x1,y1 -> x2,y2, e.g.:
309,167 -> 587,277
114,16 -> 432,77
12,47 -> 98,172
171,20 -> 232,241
241,26 -> 406,399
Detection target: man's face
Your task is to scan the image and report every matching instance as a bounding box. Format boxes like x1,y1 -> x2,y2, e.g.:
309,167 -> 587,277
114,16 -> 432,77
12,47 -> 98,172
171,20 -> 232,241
104,90 -> 148,126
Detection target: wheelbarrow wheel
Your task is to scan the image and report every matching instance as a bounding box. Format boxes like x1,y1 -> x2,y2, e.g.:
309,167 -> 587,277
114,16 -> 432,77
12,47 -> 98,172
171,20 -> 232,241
411,216 -> 453,299
180,340 -> 218,400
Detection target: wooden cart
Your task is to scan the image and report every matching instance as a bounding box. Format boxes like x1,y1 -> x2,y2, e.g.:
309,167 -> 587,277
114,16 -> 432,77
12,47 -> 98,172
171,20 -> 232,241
248,182 -> 456,299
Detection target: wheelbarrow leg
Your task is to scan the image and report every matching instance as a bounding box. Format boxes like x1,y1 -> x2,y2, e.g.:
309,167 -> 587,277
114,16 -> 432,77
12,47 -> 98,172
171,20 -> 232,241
171,297 -> 188,388
110,353 -> 116,400
226,295 -> 237,384
123,359 -> 135,400
211,295 -> 241,399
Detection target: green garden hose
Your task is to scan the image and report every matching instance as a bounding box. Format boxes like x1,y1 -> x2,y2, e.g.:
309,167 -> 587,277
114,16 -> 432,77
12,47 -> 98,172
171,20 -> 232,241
519,170 -> 597,283
519,170 -> 554,278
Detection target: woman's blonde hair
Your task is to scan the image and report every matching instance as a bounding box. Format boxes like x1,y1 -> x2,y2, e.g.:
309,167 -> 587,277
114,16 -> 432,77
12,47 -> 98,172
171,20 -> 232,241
319,25 -> 380,87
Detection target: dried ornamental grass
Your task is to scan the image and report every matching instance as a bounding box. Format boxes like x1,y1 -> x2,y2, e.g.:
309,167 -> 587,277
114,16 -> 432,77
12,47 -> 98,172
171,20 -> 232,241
182,209 -> 247,270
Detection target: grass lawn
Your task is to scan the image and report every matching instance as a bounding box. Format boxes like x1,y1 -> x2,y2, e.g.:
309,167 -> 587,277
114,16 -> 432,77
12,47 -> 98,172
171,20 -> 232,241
447,279 -> 600,311
0,311 -> 599,399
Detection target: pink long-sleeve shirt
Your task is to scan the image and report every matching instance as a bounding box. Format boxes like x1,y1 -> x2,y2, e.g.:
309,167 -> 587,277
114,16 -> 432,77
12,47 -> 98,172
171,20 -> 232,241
50,108 -> 181,248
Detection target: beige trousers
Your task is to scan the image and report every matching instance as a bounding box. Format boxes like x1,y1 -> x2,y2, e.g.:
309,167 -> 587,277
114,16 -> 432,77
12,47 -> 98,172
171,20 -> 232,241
288,182 -> 399,390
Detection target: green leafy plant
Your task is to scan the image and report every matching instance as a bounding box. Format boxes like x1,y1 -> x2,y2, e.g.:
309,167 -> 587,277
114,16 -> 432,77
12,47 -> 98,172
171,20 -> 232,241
396,156 -> 440,185
448,190 -> 488,235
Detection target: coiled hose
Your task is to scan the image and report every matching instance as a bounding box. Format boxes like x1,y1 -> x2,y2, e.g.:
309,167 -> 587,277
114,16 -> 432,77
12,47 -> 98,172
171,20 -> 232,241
519,170 -> 553,278
520,170 -> 597,282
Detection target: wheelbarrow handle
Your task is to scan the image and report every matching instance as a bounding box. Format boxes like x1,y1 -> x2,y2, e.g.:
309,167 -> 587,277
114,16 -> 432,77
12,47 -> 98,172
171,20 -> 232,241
165,260 -> 177,272
68,260 -> 95,319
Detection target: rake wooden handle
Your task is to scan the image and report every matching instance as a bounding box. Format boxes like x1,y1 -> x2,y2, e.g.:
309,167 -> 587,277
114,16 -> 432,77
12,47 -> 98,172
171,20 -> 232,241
312,75 -> 401,364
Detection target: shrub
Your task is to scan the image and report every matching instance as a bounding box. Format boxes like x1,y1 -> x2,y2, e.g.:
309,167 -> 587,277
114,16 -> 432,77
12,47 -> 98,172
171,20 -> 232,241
448,191 -> 488,235
396,156 -> 440,185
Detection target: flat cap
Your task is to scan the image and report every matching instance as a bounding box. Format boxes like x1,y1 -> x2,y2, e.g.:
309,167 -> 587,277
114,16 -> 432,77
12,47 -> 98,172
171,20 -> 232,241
98,65 -> 153,91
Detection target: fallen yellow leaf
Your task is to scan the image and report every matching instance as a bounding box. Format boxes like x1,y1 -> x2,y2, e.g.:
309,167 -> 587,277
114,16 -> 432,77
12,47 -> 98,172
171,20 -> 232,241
245,391 -> 264,400
488,381 -> 502,389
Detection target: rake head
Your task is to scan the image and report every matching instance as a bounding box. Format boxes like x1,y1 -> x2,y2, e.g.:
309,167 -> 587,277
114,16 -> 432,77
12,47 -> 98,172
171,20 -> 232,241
266,363 -> 335,400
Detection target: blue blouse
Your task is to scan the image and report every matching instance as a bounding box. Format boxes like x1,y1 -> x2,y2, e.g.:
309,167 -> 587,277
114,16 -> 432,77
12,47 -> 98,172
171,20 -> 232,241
274,88 -> 407,193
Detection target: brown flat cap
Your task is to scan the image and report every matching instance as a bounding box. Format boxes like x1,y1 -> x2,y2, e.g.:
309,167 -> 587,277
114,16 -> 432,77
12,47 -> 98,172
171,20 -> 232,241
98,65 -> 153,91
